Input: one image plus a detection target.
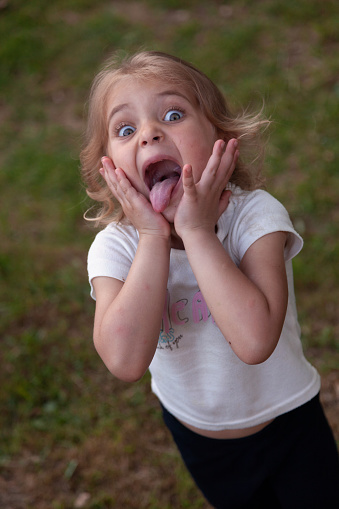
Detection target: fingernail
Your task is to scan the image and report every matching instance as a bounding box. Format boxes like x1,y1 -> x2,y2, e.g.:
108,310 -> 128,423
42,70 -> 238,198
234,139 -> 238,148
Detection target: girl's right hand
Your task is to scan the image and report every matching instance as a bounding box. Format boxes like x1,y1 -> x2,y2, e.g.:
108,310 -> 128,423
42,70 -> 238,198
100,157 -> 171,240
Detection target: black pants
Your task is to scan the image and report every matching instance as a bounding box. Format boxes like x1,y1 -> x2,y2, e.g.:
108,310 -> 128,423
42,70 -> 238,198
161,395 -> 339,509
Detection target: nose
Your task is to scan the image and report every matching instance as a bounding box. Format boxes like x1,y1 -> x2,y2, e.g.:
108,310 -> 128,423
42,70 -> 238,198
139,122 -> 163,147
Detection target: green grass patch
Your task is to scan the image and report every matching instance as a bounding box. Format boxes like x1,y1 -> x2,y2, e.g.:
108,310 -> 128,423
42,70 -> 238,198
1,0 -> 339,507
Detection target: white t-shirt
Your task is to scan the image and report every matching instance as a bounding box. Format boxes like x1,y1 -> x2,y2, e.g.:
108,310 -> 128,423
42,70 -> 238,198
88,186 -> 320,430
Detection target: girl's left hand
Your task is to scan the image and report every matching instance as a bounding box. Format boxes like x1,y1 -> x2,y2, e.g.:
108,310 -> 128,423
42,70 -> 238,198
174,138 -> 239,239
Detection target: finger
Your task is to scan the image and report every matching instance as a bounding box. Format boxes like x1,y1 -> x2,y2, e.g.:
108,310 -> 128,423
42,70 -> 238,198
217,139 -> 239,185
182,164 -> 197,197
219,138 -> 238,169
206,139 -> 226,177
114,167 -> 132,193
114,167 -> 152,211
199,139 -> 230,185
211,139 -> 227,174
101,156 -> 116,174
101,156 -> 117,185
101,157 -> 135,204
101,158 -> 133,198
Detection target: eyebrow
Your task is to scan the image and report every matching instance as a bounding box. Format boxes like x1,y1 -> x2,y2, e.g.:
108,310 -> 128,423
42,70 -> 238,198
107,89 -> 191,126
157,89 -> 191,101
107,103 -> 129,126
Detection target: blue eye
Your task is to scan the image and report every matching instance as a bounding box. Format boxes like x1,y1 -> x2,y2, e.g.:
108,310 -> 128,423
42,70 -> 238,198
164,109 -> 184,122
118,125 -> 135,137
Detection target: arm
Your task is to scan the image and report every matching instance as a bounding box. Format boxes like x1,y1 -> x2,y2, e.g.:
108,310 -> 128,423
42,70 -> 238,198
93,233 -> 170,382
181,229 -> 288,364
93,159 -> 171,382
175,139 -> 288,364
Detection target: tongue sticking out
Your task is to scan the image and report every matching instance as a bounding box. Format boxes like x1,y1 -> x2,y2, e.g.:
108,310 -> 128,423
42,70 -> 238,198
149,175 -> 180,213
146,160 -> 181,213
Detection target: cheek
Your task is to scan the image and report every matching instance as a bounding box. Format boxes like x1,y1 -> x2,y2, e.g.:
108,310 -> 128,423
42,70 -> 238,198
107,143 -> 124,170
187,126 -> 215,158
106,139 -> 114,160
192,144 -> 213,174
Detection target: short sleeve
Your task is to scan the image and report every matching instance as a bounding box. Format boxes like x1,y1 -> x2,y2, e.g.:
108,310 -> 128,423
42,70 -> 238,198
227,189 -> 303,265
87,223 -> 139,300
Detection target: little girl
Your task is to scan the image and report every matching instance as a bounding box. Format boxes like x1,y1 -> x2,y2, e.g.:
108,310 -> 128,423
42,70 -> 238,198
81,51 -> 339,508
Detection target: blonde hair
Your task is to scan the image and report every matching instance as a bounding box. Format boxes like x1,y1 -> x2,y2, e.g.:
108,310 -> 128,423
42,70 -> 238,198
80,50 -> 270,226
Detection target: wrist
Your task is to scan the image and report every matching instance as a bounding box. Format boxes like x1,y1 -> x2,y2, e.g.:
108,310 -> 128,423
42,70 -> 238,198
139,230 -> 171,248
180,226 -> 217,247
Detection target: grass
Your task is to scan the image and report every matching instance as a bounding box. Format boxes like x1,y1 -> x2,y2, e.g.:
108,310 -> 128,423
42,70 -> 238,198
1,0 -> 339,507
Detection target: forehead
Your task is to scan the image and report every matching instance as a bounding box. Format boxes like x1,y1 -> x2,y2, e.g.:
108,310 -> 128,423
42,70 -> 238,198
106,76 -> 197,111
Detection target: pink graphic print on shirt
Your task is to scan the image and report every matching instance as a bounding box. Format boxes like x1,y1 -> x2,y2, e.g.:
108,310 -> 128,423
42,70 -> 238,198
158,290 -> 215,350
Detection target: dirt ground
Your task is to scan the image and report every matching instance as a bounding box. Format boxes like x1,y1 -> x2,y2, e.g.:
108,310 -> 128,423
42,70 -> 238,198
0,368 -> 338,509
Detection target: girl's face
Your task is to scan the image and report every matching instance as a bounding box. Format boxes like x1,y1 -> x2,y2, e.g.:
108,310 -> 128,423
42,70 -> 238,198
106,77 -> 217,222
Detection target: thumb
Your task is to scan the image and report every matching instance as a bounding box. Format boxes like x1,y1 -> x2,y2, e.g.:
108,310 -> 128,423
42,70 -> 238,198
182,164 -> 197,197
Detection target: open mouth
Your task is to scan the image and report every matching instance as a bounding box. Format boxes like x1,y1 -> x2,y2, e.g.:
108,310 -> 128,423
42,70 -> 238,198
145,159 -> 182,213
145,159 -> 182,191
